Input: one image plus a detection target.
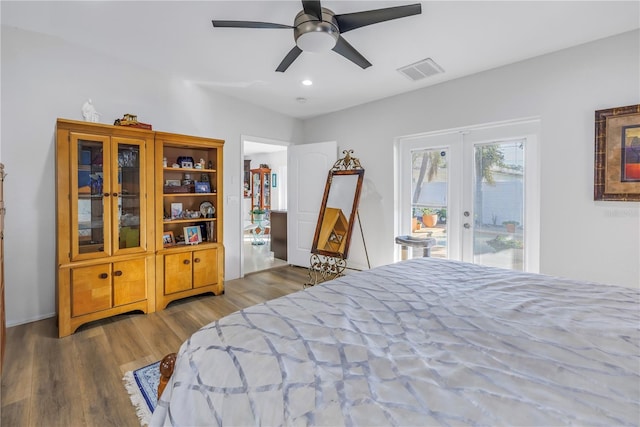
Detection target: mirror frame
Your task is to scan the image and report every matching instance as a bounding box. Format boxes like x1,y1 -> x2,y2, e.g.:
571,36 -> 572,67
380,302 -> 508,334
311,153 -> 365,259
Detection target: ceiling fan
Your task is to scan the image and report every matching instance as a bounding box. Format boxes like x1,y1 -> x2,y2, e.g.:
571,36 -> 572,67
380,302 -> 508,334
212,1 -> 422,72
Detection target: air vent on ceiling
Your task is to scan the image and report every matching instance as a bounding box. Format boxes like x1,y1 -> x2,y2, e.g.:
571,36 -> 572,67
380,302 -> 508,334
397,58 -> 444,82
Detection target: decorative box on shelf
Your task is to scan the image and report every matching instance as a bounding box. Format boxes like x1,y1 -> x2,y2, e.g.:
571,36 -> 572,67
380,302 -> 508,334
163,185 -> 194,194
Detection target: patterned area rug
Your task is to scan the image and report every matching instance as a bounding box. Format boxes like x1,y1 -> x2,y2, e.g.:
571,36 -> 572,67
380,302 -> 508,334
123,361 -> 160,427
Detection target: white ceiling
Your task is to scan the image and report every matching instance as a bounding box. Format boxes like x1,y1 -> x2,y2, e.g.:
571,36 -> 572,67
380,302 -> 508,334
2,1 -> 639,119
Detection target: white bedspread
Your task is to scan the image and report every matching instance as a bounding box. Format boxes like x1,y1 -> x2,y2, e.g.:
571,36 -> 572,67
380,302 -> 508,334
151,258 -> 639,426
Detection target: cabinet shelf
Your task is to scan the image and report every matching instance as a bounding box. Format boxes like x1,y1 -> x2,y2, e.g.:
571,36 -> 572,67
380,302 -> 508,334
163,218 -> 216,225
163,167 -> 217,173
78,193 -> 141,199
159,241 -> 219,252
163,192 -> 217,197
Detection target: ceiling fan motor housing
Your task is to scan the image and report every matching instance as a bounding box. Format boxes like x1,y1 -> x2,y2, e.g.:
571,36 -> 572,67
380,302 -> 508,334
294,8 -> 339,52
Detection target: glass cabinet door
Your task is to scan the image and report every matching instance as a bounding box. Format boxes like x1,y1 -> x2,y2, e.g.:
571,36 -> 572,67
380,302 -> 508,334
112,138 -> 145,255
252,172 -> 261,209
70,133 -> 112,260
263,172 -> 270,209
69,134 -> 146,261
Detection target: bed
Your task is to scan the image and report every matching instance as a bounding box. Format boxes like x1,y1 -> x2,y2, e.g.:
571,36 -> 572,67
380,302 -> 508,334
150,257 -> 639,426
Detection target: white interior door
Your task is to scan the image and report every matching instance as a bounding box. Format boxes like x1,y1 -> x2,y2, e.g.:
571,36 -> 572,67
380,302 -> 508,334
288,141 -> 337,267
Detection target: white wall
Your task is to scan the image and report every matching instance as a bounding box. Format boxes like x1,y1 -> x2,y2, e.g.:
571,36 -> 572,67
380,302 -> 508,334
302,30 -> 640,289
1,27 -> 302,326
2,25 -> 638,328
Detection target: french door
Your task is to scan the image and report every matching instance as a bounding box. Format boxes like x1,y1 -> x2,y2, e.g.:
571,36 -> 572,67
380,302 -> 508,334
398,120 -> 540,272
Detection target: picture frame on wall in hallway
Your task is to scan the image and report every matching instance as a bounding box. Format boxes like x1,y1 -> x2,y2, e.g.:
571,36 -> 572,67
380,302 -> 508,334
594,104 -> 640,201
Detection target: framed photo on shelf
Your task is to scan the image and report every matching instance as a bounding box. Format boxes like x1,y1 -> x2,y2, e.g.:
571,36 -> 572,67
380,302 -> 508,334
184,225 -> 202,245
162,230 -> 175,248
594,104 -> 640,201
171,202 -> 183,219
165,179 -> 181,187
194,181 -> 211,193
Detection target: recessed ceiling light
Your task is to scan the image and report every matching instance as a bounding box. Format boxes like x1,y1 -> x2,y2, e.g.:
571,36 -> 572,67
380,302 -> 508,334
296,97 -> 307,103
301,79 -> 313,86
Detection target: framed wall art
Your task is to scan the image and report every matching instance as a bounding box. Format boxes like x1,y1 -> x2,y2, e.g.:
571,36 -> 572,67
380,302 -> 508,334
594,104 -> 640,201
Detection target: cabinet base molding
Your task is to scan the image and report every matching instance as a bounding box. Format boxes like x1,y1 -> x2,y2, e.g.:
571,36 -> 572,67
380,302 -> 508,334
58,300 -> 151,338
156,285 -> 224,312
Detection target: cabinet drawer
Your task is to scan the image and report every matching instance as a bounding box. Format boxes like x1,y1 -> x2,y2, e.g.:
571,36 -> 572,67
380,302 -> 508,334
164,252 -> 192,294
113,258 -> 147,306
193,247 -> 219,288
71,264 -> 112,316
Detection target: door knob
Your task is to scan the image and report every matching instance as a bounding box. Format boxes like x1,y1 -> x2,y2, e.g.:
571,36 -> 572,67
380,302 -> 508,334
464,223 -> 471,229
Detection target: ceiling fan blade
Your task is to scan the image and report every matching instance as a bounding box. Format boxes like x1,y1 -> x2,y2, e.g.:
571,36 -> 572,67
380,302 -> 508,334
332,36 -> 372,69
302,0 -> 323,20
212,20 -> 293,29
334,3 -> 421,33
276,46 -> 303,72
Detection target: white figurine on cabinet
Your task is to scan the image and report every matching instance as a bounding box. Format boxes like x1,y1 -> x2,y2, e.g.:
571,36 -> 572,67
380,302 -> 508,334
81,99 -> 100,122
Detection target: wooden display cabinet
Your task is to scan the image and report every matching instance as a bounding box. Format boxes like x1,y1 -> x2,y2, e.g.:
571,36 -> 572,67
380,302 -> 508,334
251,167 -> 271,219
56,119 -> 156,337
155,132 -> 224,310
0,164 -> 5,372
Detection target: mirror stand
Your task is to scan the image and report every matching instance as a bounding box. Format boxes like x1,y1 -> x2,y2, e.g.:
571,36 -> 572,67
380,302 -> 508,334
303,211 -> 370,288
303,253 -> 347,288
304,150 -> 365,287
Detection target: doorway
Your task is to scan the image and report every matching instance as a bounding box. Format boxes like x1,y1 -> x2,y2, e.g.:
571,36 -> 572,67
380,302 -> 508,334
242,136 -> 289,275
397,119 -> 540,272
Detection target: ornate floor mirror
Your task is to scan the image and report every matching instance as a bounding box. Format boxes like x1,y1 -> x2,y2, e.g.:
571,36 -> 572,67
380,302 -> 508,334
306,150 -> 365,286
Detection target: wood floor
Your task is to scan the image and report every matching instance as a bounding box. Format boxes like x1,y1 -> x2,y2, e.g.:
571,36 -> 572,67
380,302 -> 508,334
1,265 -> 308,427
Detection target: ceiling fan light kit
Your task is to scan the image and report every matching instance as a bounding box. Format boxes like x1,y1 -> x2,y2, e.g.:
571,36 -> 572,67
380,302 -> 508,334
212,1 -> 422,72
294,9 -> 339,52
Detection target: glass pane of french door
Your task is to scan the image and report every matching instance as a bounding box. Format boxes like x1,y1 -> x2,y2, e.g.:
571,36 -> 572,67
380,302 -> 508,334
470,139 -> 525,270
410,147 -> 448,258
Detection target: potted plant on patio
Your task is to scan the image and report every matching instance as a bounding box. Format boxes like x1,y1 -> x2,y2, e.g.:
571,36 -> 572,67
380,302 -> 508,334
502,220 -> 519,233
251,208 -> 266,221
421,208 -> 439,228
411,207 -> 422,231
